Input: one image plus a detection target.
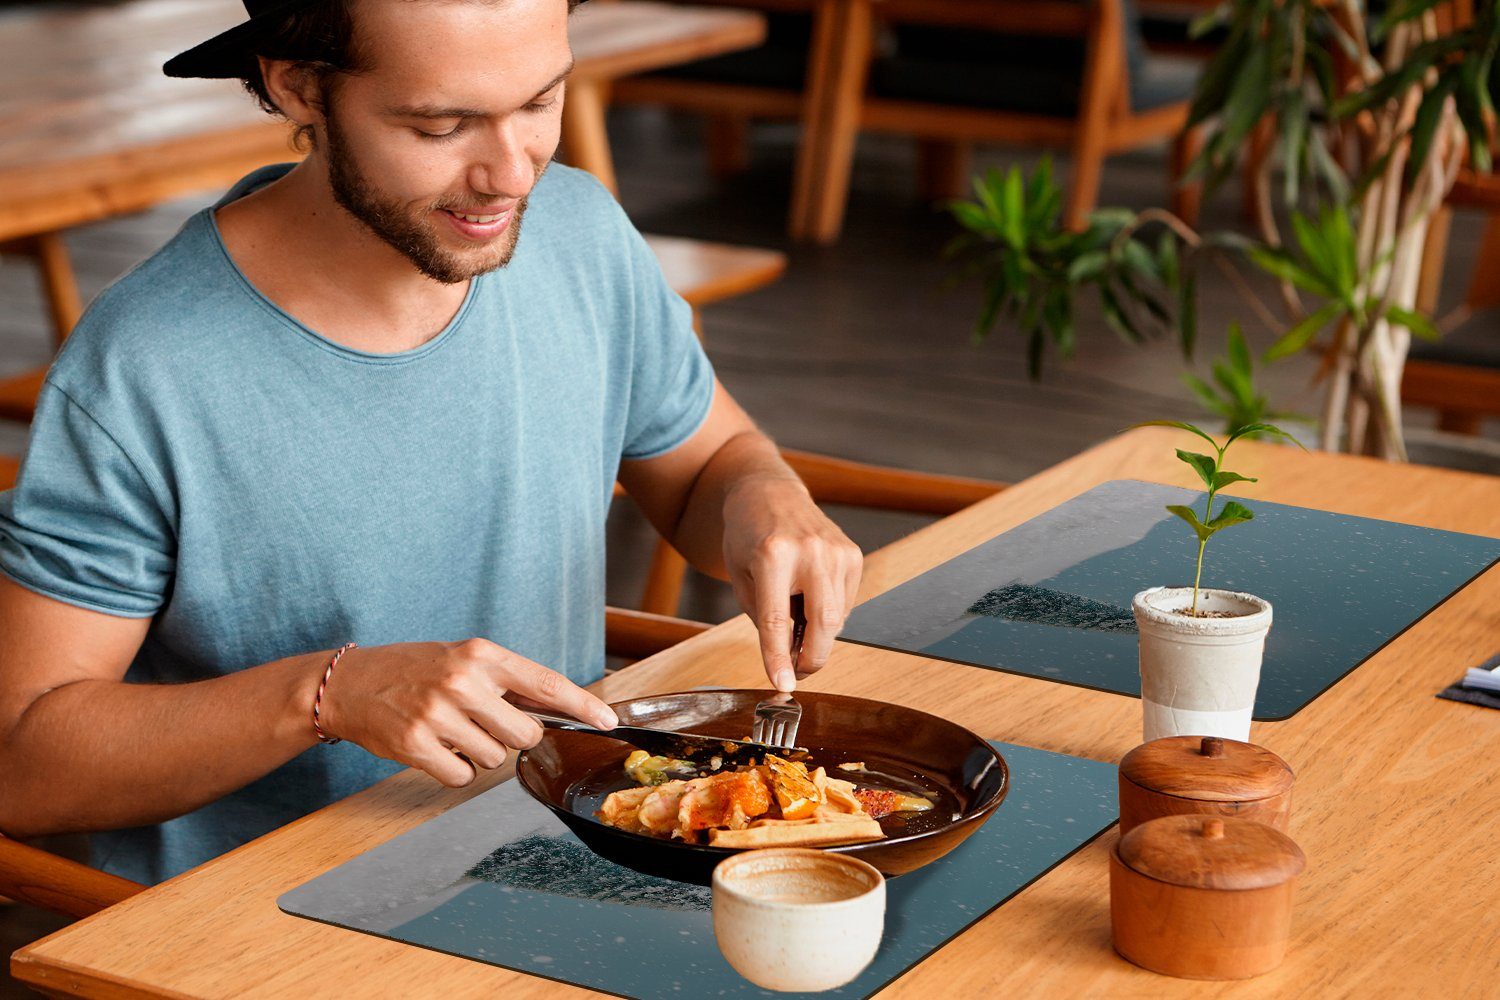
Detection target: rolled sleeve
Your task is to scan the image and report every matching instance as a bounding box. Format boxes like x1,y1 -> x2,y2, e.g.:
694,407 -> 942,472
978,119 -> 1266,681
0,383 -> 174,617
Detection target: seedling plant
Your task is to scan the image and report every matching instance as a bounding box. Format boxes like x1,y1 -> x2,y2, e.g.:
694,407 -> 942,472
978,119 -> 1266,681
1135,420 -> 1302,615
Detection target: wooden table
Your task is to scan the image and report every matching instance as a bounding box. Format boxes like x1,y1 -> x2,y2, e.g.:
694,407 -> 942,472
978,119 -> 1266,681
0,0 -> 765,338
14,426 -> 1500,996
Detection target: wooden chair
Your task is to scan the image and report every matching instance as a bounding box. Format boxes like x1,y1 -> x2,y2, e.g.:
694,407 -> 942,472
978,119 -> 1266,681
613,0 -> 1201,242
1403,168 -> 1500,436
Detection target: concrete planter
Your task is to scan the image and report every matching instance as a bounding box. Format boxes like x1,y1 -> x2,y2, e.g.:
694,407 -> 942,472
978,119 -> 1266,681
1132,587 -> 1273,742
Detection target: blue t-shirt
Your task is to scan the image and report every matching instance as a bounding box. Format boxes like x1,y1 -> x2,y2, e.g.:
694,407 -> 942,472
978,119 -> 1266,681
0,163 -> 715,884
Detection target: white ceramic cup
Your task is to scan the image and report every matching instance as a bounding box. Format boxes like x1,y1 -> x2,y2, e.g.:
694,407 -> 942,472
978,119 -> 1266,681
1133,586 -> 1273,743
712,848 -> 886,992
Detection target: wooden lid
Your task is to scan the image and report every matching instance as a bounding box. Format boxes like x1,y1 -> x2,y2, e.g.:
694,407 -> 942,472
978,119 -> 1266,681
1120,736 -> 1294,803
1117,815 -> 1306,890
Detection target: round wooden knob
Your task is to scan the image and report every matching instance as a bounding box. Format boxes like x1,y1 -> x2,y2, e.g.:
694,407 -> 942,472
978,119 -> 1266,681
1203,818 -> 1225,839
1200,736 -> 1225,758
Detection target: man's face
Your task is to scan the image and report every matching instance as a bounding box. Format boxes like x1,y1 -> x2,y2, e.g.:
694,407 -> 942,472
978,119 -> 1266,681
314,0 -> 572,283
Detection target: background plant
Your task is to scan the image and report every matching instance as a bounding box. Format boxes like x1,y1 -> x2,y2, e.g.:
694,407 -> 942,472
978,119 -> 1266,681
951,0 -> 1497,459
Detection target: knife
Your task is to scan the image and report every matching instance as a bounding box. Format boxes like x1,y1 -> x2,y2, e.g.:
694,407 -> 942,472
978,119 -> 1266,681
529,711 -> 807,768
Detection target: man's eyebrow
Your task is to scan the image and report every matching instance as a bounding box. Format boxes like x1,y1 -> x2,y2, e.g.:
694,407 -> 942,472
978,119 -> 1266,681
385,62 -> 575,119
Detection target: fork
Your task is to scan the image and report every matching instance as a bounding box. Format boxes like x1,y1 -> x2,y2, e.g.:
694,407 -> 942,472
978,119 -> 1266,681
751,595 -> 806,749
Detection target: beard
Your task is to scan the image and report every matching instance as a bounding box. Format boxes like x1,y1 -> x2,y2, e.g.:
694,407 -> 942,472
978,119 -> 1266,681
323,111 -> 540,284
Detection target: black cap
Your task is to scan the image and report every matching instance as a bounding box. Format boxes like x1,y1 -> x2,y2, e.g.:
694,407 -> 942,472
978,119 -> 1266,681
163,0 -> 319,79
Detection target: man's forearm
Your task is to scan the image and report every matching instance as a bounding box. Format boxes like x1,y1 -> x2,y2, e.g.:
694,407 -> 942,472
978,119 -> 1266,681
0,649 -> 329,838
668,430 -> 806,578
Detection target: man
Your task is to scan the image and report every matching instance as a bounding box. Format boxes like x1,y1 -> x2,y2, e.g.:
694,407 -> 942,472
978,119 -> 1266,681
0,0 -> 861,885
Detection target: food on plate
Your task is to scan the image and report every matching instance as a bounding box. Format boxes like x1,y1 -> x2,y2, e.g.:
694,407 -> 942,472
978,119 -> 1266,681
853,788 -> 936,820
622,749 -> 696,786
767,752 -> 821,820
595,751 -> 932,850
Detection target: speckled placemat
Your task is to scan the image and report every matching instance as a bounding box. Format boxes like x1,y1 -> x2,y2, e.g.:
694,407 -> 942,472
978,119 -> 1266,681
841,480 -> 1500,721
278,742 -> 1117,999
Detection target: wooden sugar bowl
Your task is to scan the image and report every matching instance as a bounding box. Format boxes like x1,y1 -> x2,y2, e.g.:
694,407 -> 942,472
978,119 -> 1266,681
1119,735 -> 1294,835
1111,815 -> 1306,980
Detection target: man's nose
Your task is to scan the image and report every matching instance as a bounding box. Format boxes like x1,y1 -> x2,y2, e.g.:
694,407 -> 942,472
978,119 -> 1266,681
467,119 -> 535,199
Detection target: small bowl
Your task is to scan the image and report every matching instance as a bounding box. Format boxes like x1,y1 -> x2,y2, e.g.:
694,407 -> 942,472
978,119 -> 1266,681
713,848 -> 885,992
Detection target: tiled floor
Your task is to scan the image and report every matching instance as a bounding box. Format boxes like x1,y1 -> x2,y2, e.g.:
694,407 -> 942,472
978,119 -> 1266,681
1,103 -> 1493,995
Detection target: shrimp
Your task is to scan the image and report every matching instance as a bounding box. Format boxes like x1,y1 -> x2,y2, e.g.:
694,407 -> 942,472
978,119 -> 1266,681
677,771 -> 772,834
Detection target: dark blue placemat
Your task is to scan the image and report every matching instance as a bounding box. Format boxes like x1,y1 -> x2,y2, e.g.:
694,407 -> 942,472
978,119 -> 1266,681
841,480 -> 1500,721
278,742 -> 1117,999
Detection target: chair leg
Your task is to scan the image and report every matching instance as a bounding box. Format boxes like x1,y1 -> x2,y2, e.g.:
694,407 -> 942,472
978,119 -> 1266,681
1465,211 -> 1500,313
561,78 -> 619,197
1169,126 -> 1203,229
916,139 -> 972,204
1066,0 -> 1124,231
791,0 -> 874,244
2,233 -> 82,345
639,540 -> 689,618
707,113 -> 751,179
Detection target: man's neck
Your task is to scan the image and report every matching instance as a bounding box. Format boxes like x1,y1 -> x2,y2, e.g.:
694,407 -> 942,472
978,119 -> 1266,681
214,161 -> 471,355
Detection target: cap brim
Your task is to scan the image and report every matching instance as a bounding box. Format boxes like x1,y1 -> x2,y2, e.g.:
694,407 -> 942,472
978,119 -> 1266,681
163,18 -> 267,79
162,23 -> 263,79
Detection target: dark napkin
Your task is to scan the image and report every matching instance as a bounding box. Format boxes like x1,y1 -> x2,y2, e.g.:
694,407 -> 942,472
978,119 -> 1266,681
1437,651 -> 1500,711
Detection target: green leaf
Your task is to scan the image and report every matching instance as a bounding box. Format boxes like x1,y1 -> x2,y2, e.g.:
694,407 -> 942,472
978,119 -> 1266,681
1265,302 -> 1341,361
949,200 -> 991,234
1206,500 -> 1255,531
1212,470 -> 1258,490
1129,420 -> 1219,450
1385,305 -> 1440,341
1280,88 -> 1308,206
1166,504 -> 1214,542
1406,75 -> 1459,187
1247,246 -> 1334,298
1002,167 -> 1026,248
1290,212 -> 1335,292
1176,449 -> 1218,489
1225,421 -> 1308,451
1067,250 -> 1108,283
1226,323 -> 1252,377
1178,262 -> 1198,359
1100,282 -> 1142,343
1181,372 -> 1230,417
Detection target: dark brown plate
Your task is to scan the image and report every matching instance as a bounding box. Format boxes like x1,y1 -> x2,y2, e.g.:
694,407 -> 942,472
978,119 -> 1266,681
516,690 -> 1008,885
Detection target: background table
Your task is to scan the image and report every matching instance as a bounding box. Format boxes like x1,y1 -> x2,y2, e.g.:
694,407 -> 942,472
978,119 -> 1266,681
0,0 -> 766,338
15,427 -> 1500,996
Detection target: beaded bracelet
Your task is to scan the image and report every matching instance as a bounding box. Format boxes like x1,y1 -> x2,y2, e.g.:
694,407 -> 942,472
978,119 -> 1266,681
312,642 -> 358,745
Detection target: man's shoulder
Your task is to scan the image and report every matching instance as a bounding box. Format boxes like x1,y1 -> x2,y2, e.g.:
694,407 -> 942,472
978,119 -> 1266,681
47,210 -> 255,406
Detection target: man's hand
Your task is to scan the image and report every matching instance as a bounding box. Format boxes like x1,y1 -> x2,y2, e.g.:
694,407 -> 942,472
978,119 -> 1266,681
721,476 -> 863,692
317,639 -> 618,788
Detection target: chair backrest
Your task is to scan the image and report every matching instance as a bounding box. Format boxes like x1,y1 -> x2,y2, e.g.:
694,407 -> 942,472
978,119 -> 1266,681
0,836 -> 145,922
0,455 -> 18,491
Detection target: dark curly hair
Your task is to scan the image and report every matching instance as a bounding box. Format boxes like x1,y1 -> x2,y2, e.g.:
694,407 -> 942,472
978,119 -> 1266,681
237,0 -> 584,150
